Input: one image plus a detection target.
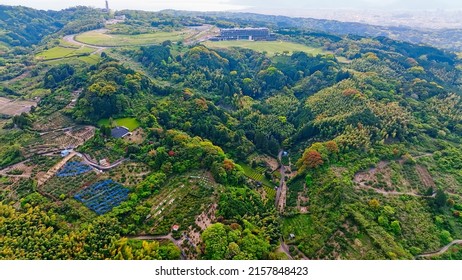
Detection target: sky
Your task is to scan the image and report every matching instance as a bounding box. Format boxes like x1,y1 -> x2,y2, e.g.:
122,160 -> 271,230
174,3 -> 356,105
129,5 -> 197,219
1,0 -> 462,11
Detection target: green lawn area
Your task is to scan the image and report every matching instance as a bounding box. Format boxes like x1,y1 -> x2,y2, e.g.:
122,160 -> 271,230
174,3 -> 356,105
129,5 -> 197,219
204,40 -> 326,57
238,162 -> 274,187
58,39 -> 80,48
44,54 -> 101,66
36,46 -> 96,61
98,117 -> 140,131
282,214 -> 314,240
75,30 -> 189,47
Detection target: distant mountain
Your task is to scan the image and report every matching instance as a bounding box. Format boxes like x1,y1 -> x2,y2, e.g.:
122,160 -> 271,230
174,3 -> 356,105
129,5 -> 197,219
166,10 -> 462,51
0,5 -> 107,48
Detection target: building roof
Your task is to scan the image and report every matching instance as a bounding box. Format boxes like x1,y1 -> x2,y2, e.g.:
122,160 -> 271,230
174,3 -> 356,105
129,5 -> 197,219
111,126 -> 130,138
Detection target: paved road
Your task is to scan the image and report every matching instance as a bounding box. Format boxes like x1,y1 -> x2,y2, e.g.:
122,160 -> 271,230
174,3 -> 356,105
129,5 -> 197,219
63,34 -> 107,55
417,240 -> 462,258
78,153 -> 126,170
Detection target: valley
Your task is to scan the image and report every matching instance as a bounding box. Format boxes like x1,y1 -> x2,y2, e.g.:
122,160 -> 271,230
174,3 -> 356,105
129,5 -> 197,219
1,5 -> 462,261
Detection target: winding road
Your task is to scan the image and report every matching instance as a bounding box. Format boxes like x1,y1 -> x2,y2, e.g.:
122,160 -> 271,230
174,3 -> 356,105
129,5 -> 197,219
128,234 -> 187,260
63,34 -> 107,55
417,240 -> 462,258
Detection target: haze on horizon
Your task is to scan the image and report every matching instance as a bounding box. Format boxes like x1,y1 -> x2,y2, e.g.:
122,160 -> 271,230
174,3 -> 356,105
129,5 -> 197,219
2,0 -> 462,12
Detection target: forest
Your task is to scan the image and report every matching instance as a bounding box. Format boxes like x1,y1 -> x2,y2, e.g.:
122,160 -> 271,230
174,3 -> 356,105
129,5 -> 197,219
1,5 -> 462,260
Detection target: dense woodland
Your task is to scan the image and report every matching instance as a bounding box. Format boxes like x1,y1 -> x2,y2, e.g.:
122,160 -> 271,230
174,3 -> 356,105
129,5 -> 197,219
1,5 -> 462,260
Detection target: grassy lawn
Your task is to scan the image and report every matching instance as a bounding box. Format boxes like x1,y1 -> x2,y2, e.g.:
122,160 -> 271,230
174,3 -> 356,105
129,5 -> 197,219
75,30 -> 189,47
204,40 -> 326,57
98,117 -> 140,131
36,46 -> 96,61
45,54 -> 101,66
282,214 -> 314,240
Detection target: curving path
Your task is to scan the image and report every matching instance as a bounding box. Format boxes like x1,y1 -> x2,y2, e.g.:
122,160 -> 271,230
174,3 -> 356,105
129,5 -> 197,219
128,234 -> 186,260
63,34 -> 107,55
417,240 -> 462,258
78,153 -> 126,170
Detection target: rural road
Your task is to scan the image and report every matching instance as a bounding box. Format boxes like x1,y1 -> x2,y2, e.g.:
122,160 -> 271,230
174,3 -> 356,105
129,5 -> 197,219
63,34 -> 107,55
128,234 -> 186,260
417,240 -> 462,258
79,153 -> 126,170
275,150 -> 287,212
278,239 -> 293,260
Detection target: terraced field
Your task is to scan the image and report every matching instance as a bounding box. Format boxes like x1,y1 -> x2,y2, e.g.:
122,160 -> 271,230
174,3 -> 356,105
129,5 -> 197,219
41,161 -> 99,199
238,162 -> 274,187
145,174 -> 216,235
36,46 -> 96,61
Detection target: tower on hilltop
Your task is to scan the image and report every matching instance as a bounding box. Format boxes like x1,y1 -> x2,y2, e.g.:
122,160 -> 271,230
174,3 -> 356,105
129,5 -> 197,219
105,0 -> 109,12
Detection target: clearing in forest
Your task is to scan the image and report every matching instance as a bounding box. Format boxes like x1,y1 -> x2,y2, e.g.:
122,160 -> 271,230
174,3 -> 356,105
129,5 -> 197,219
36,46 -> 96,61
75,29 -> 191,47
0,97 -> 37,116
98,117 -> 140,131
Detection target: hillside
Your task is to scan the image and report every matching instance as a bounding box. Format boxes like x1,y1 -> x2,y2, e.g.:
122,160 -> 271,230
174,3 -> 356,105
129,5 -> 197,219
1,6 -> 462,260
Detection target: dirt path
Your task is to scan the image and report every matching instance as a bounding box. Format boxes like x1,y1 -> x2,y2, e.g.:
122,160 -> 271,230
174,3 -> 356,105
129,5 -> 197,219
277,239 -> 293,260
128,234 -> 186,259
354,153 -> 437,198
415,165 -> 436,188
417,240 -> 462,258
276,150 -> 287,212
37,151 -> 76,186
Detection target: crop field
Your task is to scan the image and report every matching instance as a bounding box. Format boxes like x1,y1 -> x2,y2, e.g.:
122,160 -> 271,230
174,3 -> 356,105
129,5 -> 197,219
282,214 -> 314,241
36,46 -> 96,61
74,179 -> 130,215
238,162 -> 274,187
355,160 -> 435,196
41,167 -> 98,199
44,54 -> 101,66
33,112 -> 73,132
82,146 -> 125,163
146,174 -> 216,235
204,41 -> 326,57
107,162 -> 150,187
0,97 -> 37,116
263,185 -> 277,201
56,161 -> 92,177
98,117 -> 140,131
75,30 -> 190,47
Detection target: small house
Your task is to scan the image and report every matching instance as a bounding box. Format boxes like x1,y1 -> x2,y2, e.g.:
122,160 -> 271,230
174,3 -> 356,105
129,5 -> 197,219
111,126 -> 130,138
